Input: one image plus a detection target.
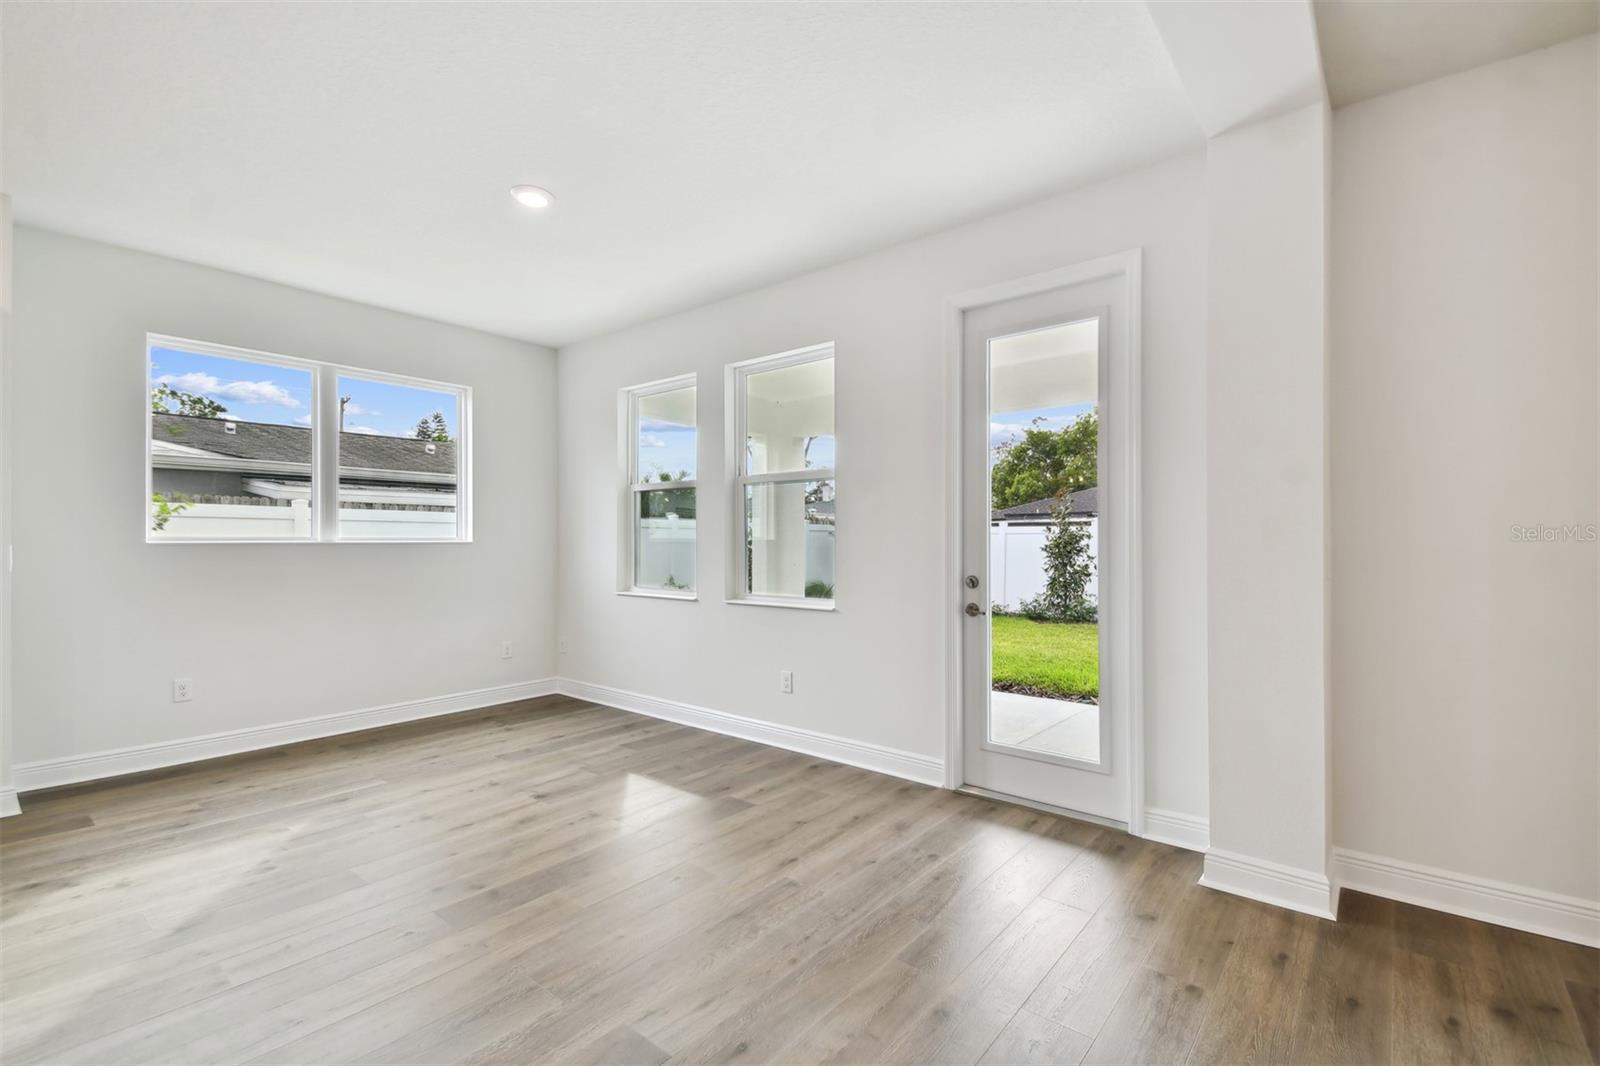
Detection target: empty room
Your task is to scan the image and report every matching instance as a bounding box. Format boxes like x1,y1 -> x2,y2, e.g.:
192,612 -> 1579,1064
1,2 -> 1596,1064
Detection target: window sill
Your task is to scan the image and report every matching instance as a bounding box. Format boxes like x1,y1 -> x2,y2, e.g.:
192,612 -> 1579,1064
724,596 -> 836,612
618,588 -> 698,602
332,538 -> 473,545
147,538 -> 473,545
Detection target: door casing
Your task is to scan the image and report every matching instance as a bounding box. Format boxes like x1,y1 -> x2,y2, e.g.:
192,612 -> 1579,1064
941,249 -> 1145,836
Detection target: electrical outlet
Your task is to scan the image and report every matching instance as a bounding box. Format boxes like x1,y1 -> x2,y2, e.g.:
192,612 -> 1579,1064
172,678 -> 193,703
501,640 -> 513,660
780,670 -> 794,694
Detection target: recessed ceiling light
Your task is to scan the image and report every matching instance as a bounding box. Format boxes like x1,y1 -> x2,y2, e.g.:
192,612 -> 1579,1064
510,185 -> 554,209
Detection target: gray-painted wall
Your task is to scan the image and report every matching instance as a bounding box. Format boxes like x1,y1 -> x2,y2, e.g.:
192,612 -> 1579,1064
9,227 -> 559,764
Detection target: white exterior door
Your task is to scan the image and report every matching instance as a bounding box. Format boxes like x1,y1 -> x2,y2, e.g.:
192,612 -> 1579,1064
957,256 -> 1140,826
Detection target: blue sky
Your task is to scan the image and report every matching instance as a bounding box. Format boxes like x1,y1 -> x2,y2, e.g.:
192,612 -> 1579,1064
636,419 -> 837,481
991,402 -> 1094,455
806,434 -> 836,469
151,346 -> 457,438
637,416 -> 697,480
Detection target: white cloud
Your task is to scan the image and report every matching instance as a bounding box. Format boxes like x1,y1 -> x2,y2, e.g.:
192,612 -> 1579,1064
158,371 -> 299,408
293,414 -> 313,425
346,425 -> 383,435
157,371 -> 220,392
989,409 -> 1093,446
343,401 -> 379,416
640,433 -> 667,448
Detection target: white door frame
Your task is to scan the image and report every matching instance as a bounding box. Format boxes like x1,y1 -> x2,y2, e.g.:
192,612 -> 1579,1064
941,249 -> 1145,837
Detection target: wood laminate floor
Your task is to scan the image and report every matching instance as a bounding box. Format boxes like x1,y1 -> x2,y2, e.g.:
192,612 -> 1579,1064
2,696 -> 1596,1065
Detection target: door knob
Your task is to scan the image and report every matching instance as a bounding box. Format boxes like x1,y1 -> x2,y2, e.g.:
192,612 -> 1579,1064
964,602 -> 986,617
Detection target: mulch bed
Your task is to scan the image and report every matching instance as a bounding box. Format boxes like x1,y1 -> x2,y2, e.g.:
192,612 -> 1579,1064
990,680 -> 1098,705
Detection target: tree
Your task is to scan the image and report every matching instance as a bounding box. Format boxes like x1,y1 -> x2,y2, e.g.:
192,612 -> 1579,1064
150,491 -> 192,532
641,476 -> 695,520
151,383 -> 227,420
990,412 -> 1097,510
1018,503 -> 1097,623
414,413 -> 450,442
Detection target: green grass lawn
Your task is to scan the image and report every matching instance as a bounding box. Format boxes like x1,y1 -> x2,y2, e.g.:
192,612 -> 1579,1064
990,615 -> 1099,702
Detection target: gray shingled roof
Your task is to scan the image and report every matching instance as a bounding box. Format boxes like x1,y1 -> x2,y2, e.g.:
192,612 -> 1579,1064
151,413 -> 456,477
992,486 -> 1097,522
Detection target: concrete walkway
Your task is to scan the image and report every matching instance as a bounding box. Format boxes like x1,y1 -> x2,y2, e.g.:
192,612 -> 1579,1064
989,690 -> 1099,762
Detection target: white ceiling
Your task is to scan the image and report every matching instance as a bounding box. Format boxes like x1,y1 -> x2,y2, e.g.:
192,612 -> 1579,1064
1315,0 -> 1599,107
2,3 -> 1204,348
746,358 -> 834,403
991,320 -> 1098,413
639,386 -> 696,430
1146,0 -> 1326,138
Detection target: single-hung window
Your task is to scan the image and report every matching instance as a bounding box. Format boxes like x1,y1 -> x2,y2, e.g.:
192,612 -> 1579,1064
622,376 -> 697,596
728,343 -> 835,607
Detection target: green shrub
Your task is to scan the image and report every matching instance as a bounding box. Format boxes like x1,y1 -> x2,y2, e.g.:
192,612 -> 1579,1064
1018,504 -> 1096,624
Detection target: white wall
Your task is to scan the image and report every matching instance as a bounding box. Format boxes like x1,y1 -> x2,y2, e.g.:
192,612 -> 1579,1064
1331,37 -> 1598,904
1203,100 -> 1334,912
558,154 -> 1210,821
0,197 -> 17,813
9,227 -> 558,767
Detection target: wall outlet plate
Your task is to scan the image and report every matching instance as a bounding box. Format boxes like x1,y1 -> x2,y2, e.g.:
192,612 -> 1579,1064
780,670 -> 794,694
172,678 -> 193,703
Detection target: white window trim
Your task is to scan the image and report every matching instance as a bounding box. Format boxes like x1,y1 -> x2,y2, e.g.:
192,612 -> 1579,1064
724,342 -> 836,610
332,364 -> 472,544
618,373 -> 698,599
145,333 -> 472,544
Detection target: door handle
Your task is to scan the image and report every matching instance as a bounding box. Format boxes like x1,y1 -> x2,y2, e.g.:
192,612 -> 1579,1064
964,602 -> 986,617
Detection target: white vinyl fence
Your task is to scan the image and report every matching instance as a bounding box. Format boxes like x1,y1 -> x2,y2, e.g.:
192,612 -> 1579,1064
153,499 -> 458,539
636,517 -> 698,589
157,506 -> 1076,594
634,518 -> 837,592
989,518 -> 1098,613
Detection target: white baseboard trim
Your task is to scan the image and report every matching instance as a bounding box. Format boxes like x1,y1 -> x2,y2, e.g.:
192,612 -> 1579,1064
1143,807 -> 1209,852
555,678 -> 946,787
0,787 -> 19,818
1200,847 -> 1339,920
1334,847 -> 1599,948
13,679 -> 559,795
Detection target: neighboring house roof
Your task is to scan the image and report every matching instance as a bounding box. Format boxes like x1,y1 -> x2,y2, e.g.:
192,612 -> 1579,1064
991,486 -> 1097,522
150,413 -> 456,482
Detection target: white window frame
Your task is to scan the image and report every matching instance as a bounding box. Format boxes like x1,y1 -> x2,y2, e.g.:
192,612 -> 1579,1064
332,365 -> 472,544
618,373 -> 698,599
725,342 -> 836,611
145,333 -> 472,544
